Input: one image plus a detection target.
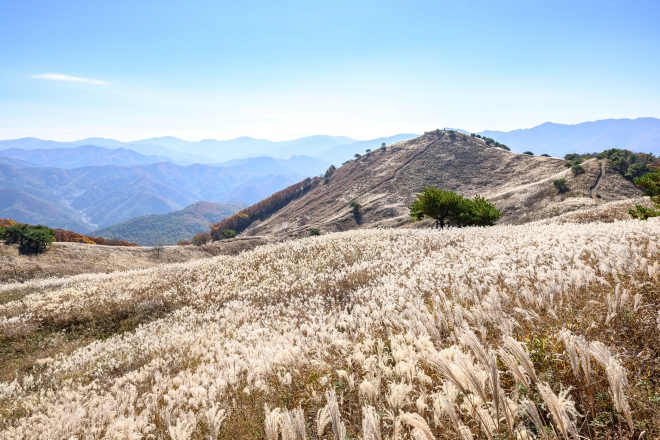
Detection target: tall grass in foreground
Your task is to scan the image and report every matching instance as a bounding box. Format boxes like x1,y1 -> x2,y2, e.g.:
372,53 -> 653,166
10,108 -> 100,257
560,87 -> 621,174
0,219 -> 659,439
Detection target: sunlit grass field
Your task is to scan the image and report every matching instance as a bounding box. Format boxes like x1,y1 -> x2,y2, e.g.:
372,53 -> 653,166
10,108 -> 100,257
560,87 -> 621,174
1,219 -> 659,439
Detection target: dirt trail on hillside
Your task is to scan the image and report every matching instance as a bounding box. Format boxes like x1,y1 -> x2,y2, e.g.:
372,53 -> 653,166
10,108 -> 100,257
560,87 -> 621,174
241,132 -> 642,238
589,160 -> 605,203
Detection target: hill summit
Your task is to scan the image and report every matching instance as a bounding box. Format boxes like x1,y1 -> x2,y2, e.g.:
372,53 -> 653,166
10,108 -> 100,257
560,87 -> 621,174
214,130 -> 642,238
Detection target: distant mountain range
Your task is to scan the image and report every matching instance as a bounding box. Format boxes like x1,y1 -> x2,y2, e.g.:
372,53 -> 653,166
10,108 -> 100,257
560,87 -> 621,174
0,187 -> 92,232
0,155 -> 331,232
479,117 -> 660,157
0,145 -> 173,168
0,134 -> 419,164
4,118 -> 657,165
0,138 -> 212,164
94,201 -> 244,245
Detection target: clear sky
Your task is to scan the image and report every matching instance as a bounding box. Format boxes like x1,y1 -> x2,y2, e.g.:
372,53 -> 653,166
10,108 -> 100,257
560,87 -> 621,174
1,0 -> 659,141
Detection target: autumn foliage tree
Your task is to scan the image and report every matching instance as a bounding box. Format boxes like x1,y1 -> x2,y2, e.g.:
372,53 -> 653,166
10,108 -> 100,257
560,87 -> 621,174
191,232 -> 212,246
54,229 -> 138,246
210,177 -> 319,240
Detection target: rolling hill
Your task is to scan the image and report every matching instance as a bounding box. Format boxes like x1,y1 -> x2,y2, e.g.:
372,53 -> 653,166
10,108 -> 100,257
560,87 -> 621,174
94,201 -> 244,245
480,117 -> 660,157
216,130 -> 642,239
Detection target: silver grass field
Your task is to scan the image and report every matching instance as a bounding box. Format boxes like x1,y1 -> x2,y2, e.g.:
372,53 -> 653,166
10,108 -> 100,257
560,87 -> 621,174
1,219 -> 659,439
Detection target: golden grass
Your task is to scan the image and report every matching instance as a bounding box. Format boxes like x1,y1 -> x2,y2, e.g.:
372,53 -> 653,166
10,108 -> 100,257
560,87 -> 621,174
0,220 -> 659,439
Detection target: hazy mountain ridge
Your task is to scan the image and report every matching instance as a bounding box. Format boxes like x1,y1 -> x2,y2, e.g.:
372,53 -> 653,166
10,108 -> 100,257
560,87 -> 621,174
0,155 -> 330,230
132,135 -> 357,161
0,145 -> 173,168
2,118 -> 658,164
0,134 -> 418,163
0,138 -> 214,164
94,201 -> 244,245
0,188 -> 94,232
480,117 -> 660,157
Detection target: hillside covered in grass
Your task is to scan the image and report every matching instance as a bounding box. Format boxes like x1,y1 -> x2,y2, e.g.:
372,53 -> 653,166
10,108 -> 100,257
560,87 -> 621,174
1,218 -> 659,439
233,130 -> 642,239
94,201 -> 244,245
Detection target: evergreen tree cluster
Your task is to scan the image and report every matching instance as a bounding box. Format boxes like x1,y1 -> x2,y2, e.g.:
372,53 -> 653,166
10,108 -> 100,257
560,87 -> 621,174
1,223 -> 55,254
470,133 -> 511,151
597,149 -> 657,180
629,167 -> 660,220
409,186 -> 501,229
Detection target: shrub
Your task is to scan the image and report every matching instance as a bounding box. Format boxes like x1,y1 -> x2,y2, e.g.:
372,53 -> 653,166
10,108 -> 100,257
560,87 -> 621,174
571,162 -> 585,175
324,165 -> 336,180
380,142 -> 386,150
541,153 -> 550,157
628,205 -> 660,220
309,228 -> 321,236
629,169 -> 660,219
523,151 -> 534,155
409,186 -> 501,228
4,224 -> 55,254
222,229 -> 237,239
565,157 -> 583,168
354,153 -> 361,159
177,239 -> 191,245
191,232 -> 213,246
553,178 -> 569,194
349,201 -> 363,223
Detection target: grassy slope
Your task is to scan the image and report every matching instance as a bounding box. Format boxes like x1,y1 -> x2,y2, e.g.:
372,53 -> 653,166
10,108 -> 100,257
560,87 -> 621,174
241,131 -> 641,239
0,218 -> 659,439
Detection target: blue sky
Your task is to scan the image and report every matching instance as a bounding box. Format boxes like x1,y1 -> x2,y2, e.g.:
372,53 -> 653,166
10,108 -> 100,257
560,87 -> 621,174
1,0 -> 659,141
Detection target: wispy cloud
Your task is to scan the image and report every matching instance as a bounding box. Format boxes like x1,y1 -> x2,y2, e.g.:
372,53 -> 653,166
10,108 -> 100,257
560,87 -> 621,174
31,73 -> 110,85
